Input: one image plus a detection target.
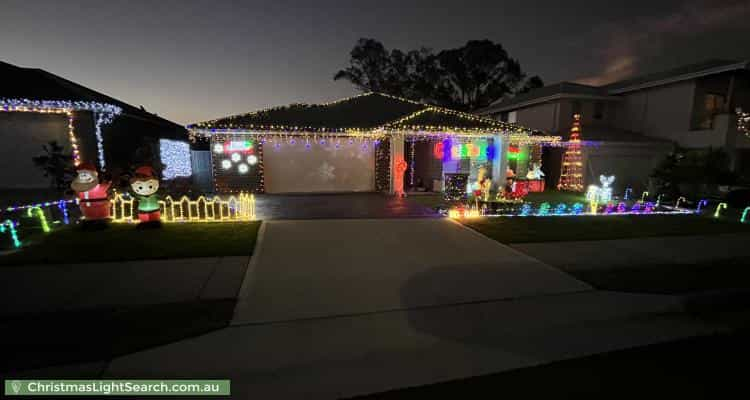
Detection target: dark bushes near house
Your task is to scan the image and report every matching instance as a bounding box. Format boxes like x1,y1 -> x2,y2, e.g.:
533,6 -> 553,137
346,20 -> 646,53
651,147 -> 736,199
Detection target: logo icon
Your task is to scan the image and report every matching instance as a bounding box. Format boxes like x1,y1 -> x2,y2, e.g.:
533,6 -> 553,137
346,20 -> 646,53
11,380 -> 22,394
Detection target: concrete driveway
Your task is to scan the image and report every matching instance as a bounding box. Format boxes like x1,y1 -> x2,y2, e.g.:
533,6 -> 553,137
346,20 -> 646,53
232,218 -> 589,323
253,193 -> 436,220
103,219 -> 721,398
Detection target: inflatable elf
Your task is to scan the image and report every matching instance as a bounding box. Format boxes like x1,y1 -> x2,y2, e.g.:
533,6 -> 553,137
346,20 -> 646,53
130,166 -> 162,225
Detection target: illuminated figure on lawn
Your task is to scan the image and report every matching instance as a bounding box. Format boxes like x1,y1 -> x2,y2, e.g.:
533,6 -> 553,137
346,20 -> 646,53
471,166 -> 492,201
394,157 -> 408,197
130,166 -> 162,226
71,163 -> 111,225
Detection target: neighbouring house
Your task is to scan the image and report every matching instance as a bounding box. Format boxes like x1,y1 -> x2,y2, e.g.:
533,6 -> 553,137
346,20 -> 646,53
477,59 -> 750,193
187,92 -> 559,195
0,61 -> 190,190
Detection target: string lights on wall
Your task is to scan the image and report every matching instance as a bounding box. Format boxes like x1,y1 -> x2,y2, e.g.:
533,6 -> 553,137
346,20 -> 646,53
1,98 -> 122,170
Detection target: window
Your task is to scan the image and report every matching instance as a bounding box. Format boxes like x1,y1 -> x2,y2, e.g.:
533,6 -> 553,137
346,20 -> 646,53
692,93 -> 725,130
594,101 -> 604,120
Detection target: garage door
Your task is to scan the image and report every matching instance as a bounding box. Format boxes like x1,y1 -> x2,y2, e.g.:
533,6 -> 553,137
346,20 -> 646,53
263,140 -> 375,193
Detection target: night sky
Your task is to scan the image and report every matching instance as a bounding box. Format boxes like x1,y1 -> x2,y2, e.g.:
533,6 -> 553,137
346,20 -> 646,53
2,0 -> 749,124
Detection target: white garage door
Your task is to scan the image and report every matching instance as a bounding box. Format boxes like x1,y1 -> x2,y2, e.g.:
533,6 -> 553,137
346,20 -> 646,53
263,140 -> 375,193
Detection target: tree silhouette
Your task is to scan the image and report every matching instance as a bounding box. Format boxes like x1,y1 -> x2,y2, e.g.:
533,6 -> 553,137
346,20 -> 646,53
335,38 -> 543,111
31,140 -> 74,193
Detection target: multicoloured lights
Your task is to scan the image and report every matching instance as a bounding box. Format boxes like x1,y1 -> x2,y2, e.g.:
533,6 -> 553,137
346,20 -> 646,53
433,139 -> 491,161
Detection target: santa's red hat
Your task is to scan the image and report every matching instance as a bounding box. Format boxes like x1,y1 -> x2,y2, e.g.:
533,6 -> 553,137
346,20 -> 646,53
76,162 -> 97,173
134,166 -> 156,178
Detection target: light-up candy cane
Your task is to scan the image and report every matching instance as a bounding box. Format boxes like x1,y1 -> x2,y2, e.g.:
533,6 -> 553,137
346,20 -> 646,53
696,199 -> 708,213
554,203 -> 567,215
0,220 -> 21,248
617,202 -> 627,213
537,202 -> 551,216
641,191 -> 649,202
519,203 -> 532,216
741,207 -> 750,223
27,206 -> 50,233
589,200 -> 598,215
624,187 -> 632,201
572,203 -> 584,215
675,196 -> 686,209
713,203 -> 727,218
655,194 -> 663,208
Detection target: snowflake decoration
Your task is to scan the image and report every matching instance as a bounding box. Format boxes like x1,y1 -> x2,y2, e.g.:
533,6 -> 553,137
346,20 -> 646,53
317,162 -> 336,182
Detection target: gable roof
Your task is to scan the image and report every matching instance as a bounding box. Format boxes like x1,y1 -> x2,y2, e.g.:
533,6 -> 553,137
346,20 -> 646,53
189,92 -> 544,136
604,59 -> 749,94
0,61 -> 186,135
477,82 -> 612,115
477,58 -> 750,114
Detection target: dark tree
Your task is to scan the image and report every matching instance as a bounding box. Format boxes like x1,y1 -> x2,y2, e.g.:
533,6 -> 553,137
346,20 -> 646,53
335,39 -> 543,111
31,140 -> 74,193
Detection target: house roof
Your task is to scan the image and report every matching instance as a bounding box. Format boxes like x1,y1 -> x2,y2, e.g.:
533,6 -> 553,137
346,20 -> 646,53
0,61 -> 186,135
604,59 -> 749,94
189,92 -> 549,138
477,58 -> 750,114
476,82 -> 613,115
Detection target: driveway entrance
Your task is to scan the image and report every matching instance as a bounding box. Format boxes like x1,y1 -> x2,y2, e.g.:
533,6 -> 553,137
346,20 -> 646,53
253,193 -> 436,219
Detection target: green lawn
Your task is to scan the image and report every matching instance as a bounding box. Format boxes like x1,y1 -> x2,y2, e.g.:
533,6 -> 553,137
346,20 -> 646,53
563,257 -> 750,295
0,221 -> 261,266
463,214 -> 749,244
356,330 -> 749,399
2,299 -> 235,373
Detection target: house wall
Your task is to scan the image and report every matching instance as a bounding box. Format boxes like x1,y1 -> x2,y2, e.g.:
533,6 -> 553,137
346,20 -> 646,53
0,112 -> 72,188
583,142 -> 673,194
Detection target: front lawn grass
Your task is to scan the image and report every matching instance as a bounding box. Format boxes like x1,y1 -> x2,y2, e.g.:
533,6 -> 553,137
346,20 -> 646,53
565,257 -> 750,295
463,214 -> 749,244
357,330 -> 749,399
0,221 -> 261,266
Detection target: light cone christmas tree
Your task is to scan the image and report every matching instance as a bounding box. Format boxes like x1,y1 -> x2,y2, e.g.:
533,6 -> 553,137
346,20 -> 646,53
558,114 -> 584,191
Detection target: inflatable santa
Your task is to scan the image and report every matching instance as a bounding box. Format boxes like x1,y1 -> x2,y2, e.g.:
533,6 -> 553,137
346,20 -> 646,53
71,163 -> 111,221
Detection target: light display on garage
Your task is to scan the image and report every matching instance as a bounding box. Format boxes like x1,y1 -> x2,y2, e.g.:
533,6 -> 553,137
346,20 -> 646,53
433,139 -> 493,162
212,136 -> 264,193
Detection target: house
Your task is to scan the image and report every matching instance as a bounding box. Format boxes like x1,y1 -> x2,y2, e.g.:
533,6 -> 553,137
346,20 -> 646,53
477,59 -> 750,192
187,92 -> 559,194
0,61 -> 190,189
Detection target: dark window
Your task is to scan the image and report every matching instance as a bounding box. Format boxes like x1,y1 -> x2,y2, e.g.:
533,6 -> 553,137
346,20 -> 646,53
594,101 -> 604,120
499,112 -> 509,122
692,93 -> 725,130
